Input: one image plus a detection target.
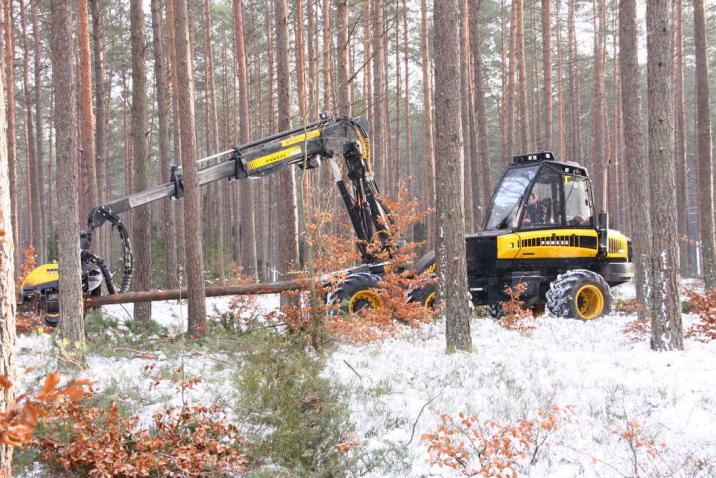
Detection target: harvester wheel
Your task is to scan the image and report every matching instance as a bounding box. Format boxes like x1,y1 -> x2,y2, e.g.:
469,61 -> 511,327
328,273 -> 383,315
408,282 -> 437,308
546,270 -> 611,320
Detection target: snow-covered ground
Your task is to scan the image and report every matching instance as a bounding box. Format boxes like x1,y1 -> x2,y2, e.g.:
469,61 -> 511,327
326,283 -> 716,476
13,282 -> 716,477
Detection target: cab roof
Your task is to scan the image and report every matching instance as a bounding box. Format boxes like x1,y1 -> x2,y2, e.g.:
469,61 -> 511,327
510,151 -> 588,177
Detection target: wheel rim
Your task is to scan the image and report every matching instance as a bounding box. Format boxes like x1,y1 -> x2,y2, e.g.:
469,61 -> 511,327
349,290 -> 382,314
424,291 -> 437,308
575,285 -> 604,320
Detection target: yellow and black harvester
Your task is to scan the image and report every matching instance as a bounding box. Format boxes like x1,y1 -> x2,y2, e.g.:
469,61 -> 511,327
403,152 -> 634,320
20,113 -> 632,324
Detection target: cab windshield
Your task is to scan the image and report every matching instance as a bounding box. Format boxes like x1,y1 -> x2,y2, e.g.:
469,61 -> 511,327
484,165 -> 538,230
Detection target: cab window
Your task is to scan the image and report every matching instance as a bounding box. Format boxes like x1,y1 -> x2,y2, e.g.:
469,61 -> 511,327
564,174 -> 594,227
519,168 -> 564,229
484,165 -> 538,230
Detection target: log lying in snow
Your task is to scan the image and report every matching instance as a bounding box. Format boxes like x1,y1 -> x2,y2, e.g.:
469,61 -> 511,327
84,279 -> 311,307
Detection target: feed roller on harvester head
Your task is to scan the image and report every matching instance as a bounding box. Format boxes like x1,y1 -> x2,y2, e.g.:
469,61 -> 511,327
20,113 -> 398,325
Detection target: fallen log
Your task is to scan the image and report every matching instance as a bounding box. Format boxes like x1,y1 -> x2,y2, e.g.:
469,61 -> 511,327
84,279 -> 311,307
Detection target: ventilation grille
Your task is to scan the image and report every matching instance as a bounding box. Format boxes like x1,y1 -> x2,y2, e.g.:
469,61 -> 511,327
520,234 -> 596,249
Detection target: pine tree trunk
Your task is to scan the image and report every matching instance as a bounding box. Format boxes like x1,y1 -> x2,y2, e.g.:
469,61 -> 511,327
201,0 -> 225,284
0,18 -> 16,471
150,0 -> 177,287
673,0 -> 689,273
20,0 -> 43,262
173,0 -> 206,335
504,1 -> 517,162
50,0 -> 85,364
274,0 -> 300,307
541,0 -> 552,150
336,0 -> 350,117
420,0 -> 436,242
402,0 -> 412,202
514,0 -> 529,152
233,0 -> 258,278
78,0 -> 97,226
646,0 -> 682,351
30,0 -> 44,263
372,0 -> 385,178
470,0 -> 491,226
555,0 -> 565,160
296,0 -> 307,120
130,0 -> 152,324
166,0 -> 185,276
619,0 -> 651,323
591,0 -> 606,212
693,0 -> 716,289
459,0 -> 472,230
90,0 -> 108,261
434,0 -> 472,352
2,0 -> 18,274
567,0 -> 580,161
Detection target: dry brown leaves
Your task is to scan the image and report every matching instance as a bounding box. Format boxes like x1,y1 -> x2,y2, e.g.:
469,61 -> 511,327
38,398 -> 249,477
0,372 -> 91,448
422,404 -> 574,476
498,283 -> 536,336
685,288 -> 716,342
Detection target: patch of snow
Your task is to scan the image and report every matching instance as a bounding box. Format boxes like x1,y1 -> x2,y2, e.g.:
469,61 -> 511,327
326,311 -> 716,477
101,294 -> 279,333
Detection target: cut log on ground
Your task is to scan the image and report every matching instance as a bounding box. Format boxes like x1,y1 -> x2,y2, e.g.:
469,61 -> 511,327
84,279 -> 310,307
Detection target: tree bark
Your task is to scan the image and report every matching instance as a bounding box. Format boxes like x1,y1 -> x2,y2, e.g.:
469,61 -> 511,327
173,0 -> 207,335
420,0 -> 436,242
567,0 -> 581,161
619,0 -> 651,323
591,0 -> 606,212
470,0 -> 491,226
233,0 -> 258,278
200,0 -> 226,284
30,0 -> 44,263
693,0 -> 716,289
459,0 -> 472,230
130,0 -> 152,324
274,0 -> 300,308
372,0 -> 385,178
336,0 -> 350,117
150,0 -> 178,287
514,0 -> 529,152
541,0 -> 552,150
20,0 -> 42,262
90,0 -> 108,260
166,0 -> 185,275
2,0 -> 18,273
50,0 -> 85,364
673,0 -> 689,273
0,16 -> 16,471
555,0 -> 565,160
434,0 -> 472,352
646,0 -> 682,351
78,0 -> 97,225
296,0 -> 307,120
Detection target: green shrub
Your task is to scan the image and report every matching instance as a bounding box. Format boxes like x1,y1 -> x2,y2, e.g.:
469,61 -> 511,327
236,332 -> 354,477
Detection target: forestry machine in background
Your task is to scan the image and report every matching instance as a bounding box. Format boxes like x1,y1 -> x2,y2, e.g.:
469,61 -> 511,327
19,113 -> 395,325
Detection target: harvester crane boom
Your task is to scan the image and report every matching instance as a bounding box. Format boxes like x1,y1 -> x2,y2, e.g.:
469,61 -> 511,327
81,114 -> 392,294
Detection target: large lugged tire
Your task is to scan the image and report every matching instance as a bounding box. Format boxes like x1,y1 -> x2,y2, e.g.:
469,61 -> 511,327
546,270 -> 611,320
407,280 -> 437,308
328,273 -> 383,315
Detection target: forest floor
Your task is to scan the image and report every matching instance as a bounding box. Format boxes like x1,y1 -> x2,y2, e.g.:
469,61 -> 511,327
13,280 -> 716,477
